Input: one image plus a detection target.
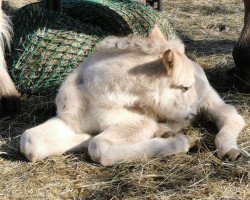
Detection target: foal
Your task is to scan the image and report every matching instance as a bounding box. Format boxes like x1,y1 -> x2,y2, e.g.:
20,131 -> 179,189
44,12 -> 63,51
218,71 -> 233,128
20,26 -> 245,166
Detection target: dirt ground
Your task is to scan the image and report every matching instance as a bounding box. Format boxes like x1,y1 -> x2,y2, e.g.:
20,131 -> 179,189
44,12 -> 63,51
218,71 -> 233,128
0,0 -> 249,199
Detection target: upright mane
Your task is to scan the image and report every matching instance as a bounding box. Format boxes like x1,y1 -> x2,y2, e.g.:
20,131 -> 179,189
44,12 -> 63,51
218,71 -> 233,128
96,35 -> 185,55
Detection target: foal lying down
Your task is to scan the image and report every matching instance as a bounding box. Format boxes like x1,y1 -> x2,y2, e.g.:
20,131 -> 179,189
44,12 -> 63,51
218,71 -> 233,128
20,26 -> 245,166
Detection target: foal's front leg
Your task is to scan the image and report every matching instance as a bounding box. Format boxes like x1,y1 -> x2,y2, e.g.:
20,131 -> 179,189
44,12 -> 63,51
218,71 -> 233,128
88,114 -> 193,166
20,117 -> 92,161
201,87 -> 245,160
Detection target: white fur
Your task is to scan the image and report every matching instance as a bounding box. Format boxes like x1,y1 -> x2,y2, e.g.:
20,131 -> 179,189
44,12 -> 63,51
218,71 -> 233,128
20,26 -> 245,165
0,2 -> 19,98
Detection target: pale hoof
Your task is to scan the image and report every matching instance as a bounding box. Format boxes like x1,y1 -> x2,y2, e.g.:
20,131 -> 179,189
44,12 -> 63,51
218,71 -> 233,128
217,147 -> 241,161
173,134 -> 192,153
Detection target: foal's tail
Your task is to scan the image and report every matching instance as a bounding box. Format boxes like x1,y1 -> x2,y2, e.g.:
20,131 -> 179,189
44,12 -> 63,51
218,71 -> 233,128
0,5 -> 20,114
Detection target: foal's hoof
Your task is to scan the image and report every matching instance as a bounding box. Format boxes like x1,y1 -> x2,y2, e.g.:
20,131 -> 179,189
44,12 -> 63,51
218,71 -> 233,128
0,95 -> 21,115
217,147 -> 241,161
223,148 -> 241,161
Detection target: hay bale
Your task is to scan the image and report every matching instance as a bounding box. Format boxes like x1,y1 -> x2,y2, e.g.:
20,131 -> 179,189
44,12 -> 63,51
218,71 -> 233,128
63,0 -> 175,37
11,3 -> 104,93
10,0 -> 176,93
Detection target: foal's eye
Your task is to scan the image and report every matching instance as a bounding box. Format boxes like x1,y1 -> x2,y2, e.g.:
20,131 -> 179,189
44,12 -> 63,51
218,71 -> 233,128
182,87 -> 189,92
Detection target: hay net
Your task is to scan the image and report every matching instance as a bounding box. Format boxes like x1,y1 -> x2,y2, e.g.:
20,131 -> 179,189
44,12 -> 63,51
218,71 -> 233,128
10,0 -> 176,94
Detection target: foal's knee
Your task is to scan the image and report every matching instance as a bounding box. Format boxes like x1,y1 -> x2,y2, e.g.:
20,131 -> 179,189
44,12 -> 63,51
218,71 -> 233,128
217,104 -> 245,131
88,137 -> 114,166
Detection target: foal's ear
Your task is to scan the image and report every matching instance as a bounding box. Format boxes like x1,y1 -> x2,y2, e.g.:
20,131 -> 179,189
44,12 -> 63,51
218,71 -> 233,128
148,25 -> 166,42
162,49 -> 174,75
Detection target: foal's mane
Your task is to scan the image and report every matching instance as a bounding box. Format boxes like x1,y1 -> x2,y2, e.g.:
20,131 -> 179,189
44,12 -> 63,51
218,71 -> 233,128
97,34 -> 185,55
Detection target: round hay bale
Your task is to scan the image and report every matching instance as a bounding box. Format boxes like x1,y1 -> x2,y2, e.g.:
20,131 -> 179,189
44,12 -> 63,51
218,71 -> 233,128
62,0 -> 175,37
10,0 -> 177,94
10,3 -> 105,94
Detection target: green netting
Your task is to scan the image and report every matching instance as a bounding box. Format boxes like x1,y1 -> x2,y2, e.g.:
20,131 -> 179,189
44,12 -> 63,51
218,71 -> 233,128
10,0 -> 177,94
63,0 -> 176,37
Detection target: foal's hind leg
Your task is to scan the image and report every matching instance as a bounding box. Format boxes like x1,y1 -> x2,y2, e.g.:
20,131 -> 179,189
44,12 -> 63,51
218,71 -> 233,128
88,113 -> 193,166
20,117 -> 92,162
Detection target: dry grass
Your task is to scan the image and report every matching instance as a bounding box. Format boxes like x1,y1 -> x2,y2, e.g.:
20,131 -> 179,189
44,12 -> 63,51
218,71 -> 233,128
0,0 -> 250,199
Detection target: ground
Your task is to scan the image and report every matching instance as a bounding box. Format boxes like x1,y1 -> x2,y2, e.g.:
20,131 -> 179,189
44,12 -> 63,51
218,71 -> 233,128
0,0 -> 249,199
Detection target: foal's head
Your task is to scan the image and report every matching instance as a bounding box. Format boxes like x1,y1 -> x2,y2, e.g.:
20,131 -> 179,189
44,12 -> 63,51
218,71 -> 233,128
148,25 -> 195,92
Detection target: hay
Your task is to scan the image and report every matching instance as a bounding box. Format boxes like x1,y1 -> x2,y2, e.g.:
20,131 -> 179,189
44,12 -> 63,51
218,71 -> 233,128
0,0 -> 249,199
9,0 -> 176,94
